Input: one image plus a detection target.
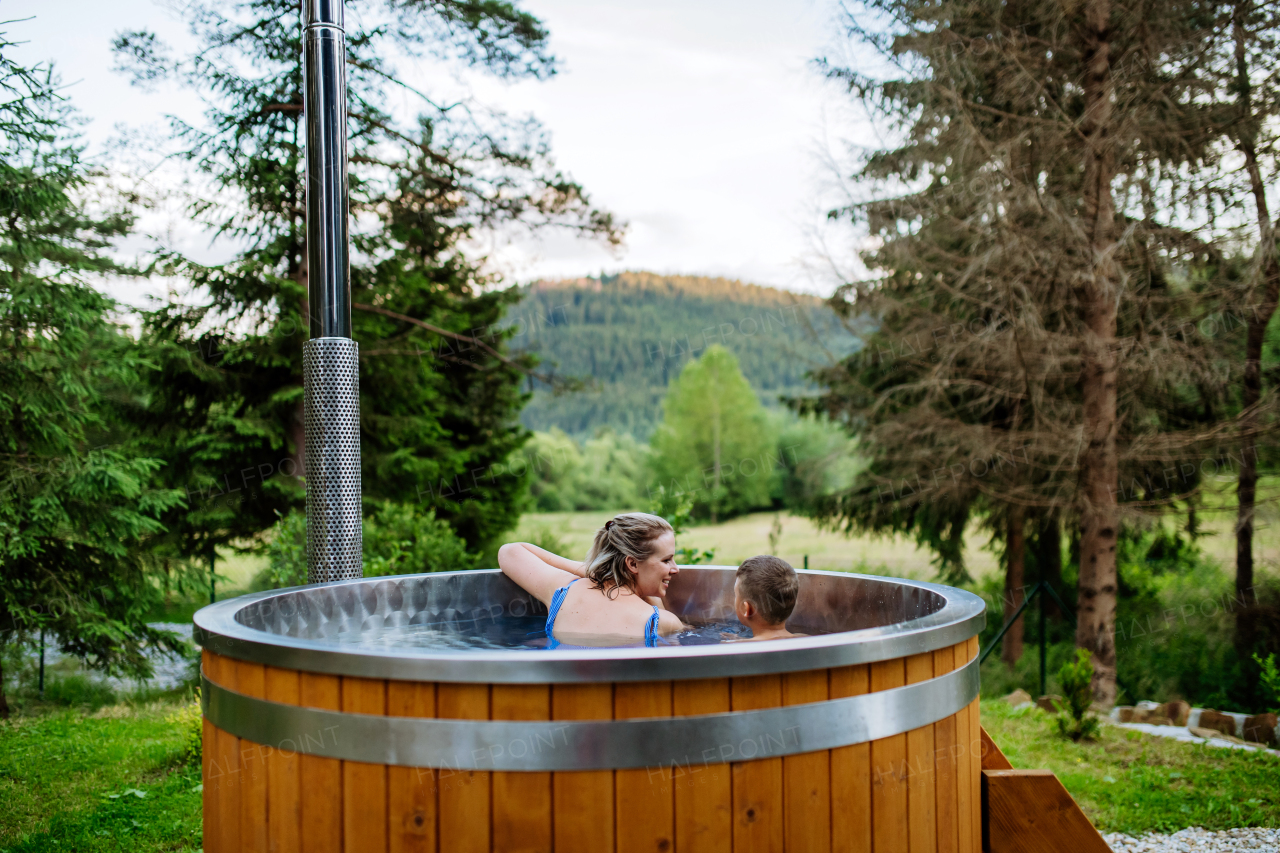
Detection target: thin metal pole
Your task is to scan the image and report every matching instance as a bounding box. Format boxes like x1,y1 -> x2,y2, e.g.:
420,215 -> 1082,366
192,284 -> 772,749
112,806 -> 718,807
302,0 -> 362,584
209,546 -> 216,605
303,0 -> 351,339
38,629 -> 45,696
980,582 -> 1040,664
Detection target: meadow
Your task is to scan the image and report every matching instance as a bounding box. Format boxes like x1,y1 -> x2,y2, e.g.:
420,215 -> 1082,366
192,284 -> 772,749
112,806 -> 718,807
205,475 -> 1280,600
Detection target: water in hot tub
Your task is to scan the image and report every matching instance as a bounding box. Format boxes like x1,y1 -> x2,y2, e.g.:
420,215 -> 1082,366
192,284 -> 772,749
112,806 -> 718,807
336,616 -> 756,651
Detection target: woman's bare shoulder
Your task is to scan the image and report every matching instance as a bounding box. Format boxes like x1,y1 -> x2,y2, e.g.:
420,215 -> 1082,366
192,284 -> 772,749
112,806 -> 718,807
657,608 -> 686,635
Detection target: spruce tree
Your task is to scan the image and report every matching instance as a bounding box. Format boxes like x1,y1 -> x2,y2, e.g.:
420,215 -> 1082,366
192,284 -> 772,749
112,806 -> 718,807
113,0 -> 620,560
809,0 -> 1238,700
0,41 -> 183,716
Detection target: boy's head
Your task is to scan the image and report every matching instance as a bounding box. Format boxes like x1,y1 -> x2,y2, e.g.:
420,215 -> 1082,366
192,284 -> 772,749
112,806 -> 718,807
734,555 -> 799,627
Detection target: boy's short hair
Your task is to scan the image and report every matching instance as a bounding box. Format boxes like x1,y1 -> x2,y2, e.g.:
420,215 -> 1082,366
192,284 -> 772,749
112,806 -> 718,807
736,555 -> 799,625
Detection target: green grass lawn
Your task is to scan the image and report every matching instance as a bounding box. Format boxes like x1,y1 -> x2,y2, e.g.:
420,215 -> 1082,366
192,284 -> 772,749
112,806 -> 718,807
983,700 -> 1280,834
0,698 -> 202,852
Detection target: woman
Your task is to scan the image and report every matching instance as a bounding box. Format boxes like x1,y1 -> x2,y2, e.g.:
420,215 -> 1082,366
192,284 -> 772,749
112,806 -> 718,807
498,512 -> 685,646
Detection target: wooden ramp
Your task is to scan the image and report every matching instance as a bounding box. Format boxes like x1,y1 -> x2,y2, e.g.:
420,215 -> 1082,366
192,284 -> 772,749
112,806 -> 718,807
979,728 -> 1113,853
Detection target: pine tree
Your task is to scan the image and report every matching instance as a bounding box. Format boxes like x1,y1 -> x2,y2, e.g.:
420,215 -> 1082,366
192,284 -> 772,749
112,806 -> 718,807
808,0 -> 1238,700
0,41 -> 183,716
113,0 -> 620,559
649,345 -> 776,522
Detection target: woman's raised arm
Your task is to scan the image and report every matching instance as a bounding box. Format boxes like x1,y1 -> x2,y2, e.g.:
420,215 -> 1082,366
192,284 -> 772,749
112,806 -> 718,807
497,543 -> 578,606
517,542 -> 585,577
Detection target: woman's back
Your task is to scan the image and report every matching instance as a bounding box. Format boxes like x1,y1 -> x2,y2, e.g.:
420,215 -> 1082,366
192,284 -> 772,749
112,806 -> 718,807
547,578 -> 663,643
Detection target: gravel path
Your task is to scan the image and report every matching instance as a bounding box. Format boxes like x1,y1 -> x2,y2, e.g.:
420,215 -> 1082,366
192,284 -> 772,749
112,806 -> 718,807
1110,720 -> 1280,757
1104,827 -> 1280,852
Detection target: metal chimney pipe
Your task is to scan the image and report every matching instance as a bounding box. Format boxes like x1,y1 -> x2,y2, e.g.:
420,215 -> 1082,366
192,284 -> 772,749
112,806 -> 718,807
302,0 -> 362,584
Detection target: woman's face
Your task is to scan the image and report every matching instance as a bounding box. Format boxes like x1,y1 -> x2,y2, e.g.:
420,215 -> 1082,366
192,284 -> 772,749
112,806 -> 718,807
626,532 -> 678,599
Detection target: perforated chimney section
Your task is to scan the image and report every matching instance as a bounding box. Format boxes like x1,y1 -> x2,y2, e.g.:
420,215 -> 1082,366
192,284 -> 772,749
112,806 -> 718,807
303,337 -> 362,582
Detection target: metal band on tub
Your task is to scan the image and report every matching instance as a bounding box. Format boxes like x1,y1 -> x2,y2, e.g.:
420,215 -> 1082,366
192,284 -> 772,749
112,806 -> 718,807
201,653 -> 979,772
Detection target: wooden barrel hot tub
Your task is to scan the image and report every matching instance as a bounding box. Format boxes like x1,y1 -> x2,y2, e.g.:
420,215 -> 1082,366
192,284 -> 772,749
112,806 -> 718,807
195,567 -> 986,852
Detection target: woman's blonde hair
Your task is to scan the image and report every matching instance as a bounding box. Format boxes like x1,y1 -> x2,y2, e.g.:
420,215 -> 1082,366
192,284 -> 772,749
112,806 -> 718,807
583,512 -> 674,598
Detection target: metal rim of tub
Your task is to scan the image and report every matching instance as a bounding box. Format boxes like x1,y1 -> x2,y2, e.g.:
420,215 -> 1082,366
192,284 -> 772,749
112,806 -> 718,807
193,567 -> 986,683
199,653 -> 979,771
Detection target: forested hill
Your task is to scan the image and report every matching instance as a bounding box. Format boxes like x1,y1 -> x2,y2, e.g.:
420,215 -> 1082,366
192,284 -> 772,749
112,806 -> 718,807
508,272 -> 862,438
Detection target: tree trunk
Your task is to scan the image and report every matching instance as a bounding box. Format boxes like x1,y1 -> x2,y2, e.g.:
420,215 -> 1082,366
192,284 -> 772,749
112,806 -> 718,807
1232,1 -> 1279,615
1237,255 -> 1278,611
1002,505 -> 1026,667
1033,511 -> 1063,619
1074,0 -> 1121,706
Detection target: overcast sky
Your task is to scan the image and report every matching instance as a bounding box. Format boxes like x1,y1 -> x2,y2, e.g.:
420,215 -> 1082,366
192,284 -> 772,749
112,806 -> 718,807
5,0 -> 874,297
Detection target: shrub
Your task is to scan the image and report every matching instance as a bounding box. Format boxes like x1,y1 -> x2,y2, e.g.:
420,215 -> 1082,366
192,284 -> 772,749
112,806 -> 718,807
772,413 -> 864,511
259,502 -> 478,588
262,509 -> 308,588
1054,649 -> 1101,742
520,428 -> 648,512
167,689 -> 202,765
361,502 -> 477,577
1256,653 -> 1280,714
979,525 -> 1278,712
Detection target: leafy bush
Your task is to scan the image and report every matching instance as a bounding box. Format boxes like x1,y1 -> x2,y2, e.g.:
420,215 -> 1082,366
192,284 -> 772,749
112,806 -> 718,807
1256,653 -> 1280,714
579,430 -> 648,509
1111,528 -> 1271,710
262,510 -> 308,588
978,525 -> 1279,713
1053,649 -> 1101,741
361,502 -> 477,577
167,689 -> 202,765
520,428 -> 647,512
259,502 -> 477,587
521,429 -> 584,512
772,413 -> 864,510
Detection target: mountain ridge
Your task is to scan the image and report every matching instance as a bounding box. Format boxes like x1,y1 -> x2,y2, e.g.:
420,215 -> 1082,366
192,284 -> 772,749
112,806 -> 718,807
509,272 -> 861,439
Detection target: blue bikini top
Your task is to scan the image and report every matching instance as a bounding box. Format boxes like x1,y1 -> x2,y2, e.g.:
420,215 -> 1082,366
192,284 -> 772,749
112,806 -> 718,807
545,578 -> 660,648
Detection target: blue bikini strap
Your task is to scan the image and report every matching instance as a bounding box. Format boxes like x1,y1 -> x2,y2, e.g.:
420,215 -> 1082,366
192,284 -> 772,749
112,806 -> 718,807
644,606 -> 660,647
545,577 -> 581,637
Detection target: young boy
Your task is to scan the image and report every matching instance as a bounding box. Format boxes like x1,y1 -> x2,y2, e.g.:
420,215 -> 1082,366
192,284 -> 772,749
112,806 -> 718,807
732,555 -> 804,641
